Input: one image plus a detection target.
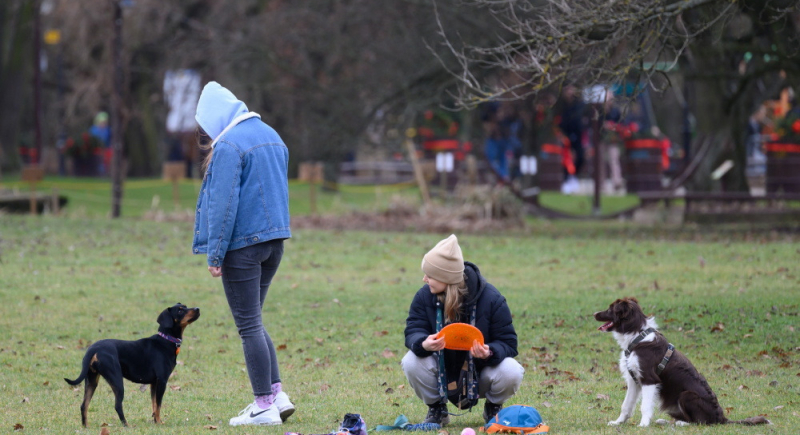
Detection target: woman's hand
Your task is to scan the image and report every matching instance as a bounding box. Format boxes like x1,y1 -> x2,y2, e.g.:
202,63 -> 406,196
470,341 -> 492,359
208,266 -> 222,277
422,334 -> 445,352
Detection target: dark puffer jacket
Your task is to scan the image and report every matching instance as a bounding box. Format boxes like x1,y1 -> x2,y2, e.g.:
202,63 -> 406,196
404,261 -> 518,376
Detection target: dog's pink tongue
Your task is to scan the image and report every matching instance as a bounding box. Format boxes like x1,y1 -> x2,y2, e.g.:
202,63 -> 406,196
598,322 -> 613,331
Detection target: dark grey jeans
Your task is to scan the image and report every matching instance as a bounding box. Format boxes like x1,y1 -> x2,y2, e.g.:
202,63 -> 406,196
221,239 -> 284,397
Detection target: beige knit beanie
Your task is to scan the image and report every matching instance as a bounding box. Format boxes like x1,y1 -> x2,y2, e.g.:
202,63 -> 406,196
421,234 -> 465,284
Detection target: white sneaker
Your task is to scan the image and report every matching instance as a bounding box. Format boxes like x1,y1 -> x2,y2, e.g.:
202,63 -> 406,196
274,391 -> 295,422
229,401 -> 281,426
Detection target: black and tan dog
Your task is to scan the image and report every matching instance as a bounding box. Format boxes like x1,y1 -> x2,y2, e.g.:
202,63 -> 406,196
64,303 -> 200,427
594,297 -> 768,427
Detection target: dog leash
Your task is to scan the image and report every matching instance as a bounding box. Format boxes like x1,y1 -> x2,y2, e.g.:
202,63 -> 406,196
158,332 -> 182,355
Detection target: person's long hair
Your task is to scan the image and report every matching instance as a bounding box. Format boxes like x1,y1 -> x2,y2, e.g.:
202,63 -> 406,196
197,127 -> 213,177
437,274 -> 468,324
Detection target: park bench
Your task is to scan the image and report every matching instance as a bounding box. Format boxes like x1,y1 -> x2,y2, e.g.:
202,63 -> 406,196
338,161 -> 415,185
637,191 -> 800,224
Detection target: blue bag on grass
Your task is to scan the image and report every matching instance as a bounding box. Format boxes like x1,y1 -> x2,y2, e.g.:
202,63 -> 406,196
483,405 -> 549,434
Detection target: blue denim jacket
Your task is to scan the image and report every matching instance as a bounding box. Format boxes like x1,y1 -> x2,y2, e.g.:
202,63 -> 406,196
191,83 -> 291,266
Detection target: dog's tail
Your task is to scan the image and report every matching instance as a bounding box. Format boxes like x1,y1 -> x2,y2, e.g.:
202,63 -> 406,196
63,375 -> 83,386
726,416 -> 770,425
64,352 -> 95,386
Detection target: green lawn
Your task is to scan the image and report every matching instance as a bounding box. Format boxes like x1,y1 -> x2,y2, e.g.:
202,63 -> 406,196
0,212 -> 797,434
0,176 -> 641,218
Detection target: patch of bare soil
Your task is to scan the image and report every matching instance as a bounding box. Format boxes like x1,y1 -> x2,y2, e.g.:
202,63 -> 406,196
294,186 -> 527,233
145,186 -> 527,234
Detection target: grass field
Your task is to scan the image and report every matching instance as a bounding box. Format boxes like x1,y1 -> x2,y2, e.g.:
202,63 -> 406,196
0,176 -> 641,218
0,177 -> 798,434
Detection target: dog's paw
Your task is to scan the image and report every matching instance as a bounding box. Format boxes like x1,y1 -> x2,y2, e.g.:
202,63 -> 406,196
675,420 -> 690,427
638,420 -> 651,427
607,421 -> 622,426
654,419 -> 669,425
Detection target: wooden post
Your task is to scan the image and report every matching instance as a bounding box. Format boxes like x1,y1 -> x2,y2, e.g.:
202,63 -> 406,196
591,103 -> 603,215
162,162 -> 185,207
405,129 -> 431,206
22,165 -> 44,215
308,162 -> 323,215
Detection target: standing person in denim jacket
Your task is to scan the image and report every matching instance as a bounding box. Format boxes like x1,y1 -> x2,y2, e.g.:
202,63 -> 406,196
192,81 -> 294,426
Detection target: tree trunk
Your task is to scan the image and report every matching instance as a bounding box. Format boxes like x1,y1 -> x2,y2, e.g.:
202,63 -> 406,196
0,1 -> 34,173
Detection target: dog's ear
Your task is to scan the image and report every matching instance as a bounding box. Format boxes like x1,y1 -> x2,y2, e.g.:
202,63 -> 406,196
613,298 -> 636,321
157,308 -> 174,329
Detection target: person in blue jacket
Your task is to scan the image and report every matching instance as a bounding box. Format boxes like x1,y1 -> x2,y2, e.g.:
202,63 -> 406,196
402,234 -> 524,426
192,81 -> 294,426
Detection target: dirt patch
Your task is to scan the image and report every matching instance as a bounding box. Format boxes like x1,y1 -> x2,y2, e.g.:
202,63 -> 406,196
144,186 -> 527,234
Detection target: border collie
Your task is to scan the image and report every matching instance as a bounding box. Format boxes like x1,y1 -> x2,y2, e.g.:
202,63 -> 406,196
594,297 -> 769,427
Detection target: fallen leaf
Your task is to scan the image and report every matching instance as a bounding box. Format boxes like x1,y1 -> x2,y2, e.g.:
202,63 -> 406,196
374,330 -> 389,337
596,394 -> 610,400
653,280 -> 660,290
205,414 -> 213,420
743,334 -> 753,338
542,401 -> 552,408
382,349 -> 396,358
290,283 -> 298,289
170,385 -> 181,391
698,256 -> 706,267
277,344 -> 287,350
385,388 -> 394,394
737,385 -> 748,390
21,397 -> 29,403
57,345 -> 65,350
711,322 -> 724,333
315,338 -> 324,345
13,424 -> 23,431
774,405 -> 784,410
204,425 -> 218,430
725,407 -> 733,414
318,384 -> 330,392
43,381 -> 49,386
398,384 -> 405,389
554,319 -> 564,327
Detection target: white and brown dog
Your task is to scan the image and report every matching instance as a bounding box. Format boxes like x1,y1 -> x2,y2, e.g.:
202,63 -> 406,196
594,297 -> 769,427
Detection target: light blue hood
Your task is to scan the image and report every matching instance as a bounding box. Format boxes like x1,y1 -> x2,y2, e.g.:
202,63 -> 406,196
195,81 -> 250,141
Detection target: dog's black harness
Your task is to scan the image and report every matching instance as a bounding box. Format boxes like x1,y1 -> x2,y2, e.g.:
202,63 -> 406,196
624,328 -> 675,383
657,344 -> 675,375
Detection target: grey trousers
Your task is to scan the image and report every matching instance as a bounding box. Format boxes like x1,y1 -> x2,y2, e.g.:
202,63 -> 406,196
221,240 -> 284,397
401,351 -> 524,406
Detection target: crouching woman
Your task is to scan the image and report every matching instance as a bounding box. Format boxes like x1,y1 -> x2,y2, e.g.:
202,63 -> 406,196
402,234 -> 524,426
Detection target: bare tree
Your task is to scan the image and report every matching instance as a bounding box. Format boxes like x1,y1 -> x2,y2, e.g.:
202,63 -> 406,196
25,0 -> 502,179
436,0 -> 800,190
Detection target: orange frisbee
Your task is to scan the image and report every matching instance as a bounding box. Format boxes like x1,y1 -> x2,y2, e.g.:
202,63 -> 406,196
436,323 -> 484,350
